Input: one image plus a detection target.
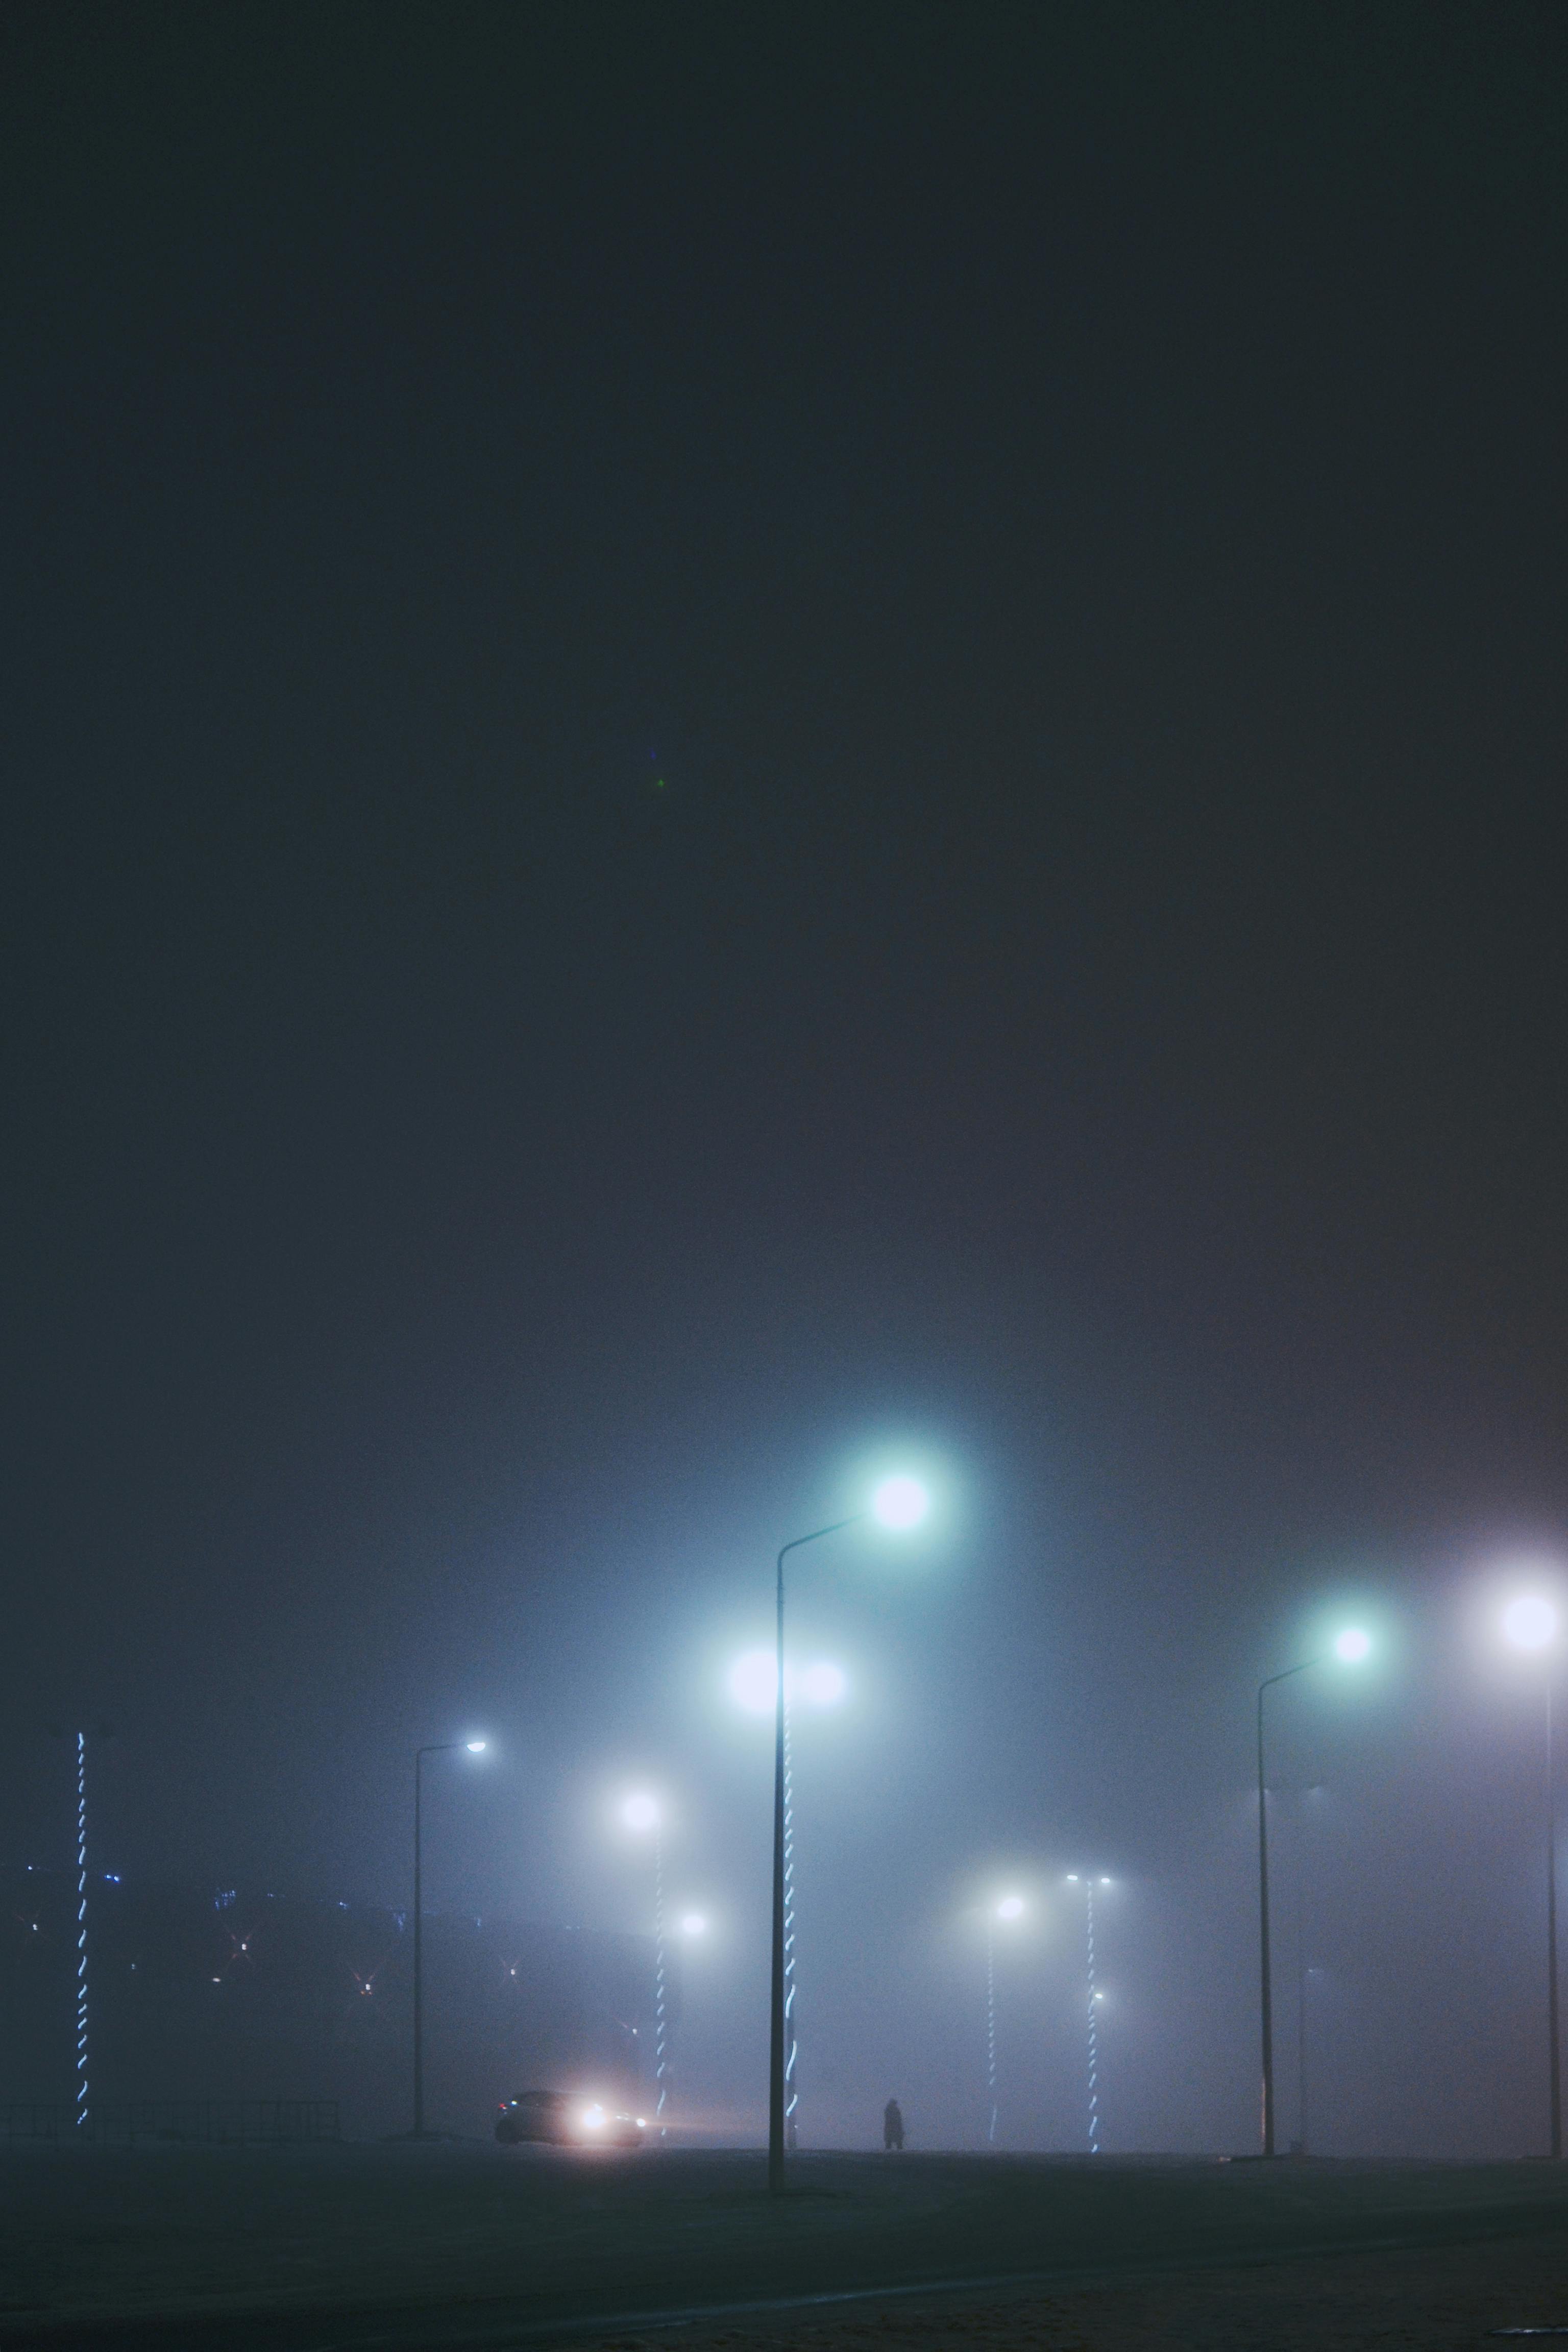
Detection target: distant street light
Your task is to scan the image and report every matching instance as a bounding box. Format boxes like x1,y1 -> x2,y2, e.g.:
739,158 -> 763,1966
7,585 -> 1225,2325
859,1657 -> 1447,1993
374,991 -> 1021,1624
621,1793 -> 670,2135
766,1475 -> 930,2193
1257,1635 -> 1368,2156
1503,1590 -> 1563,2158
411,1737 -> 487,2139
985,1896 -> 1025,2145
1066,1876 -> 1113,2152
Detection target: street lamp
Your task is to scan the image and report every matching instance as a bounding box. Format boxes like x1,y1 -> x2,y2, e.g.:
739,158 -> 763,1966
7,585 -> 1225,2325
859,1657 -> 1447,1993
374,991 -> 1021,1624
621,1793 -> 669,2136
767,1474 -> 930,2193
985,1896 -> 1025,2146
411,1737 -> 487,2139
1503,1591 -> 1562,2158
1066,1876 -> 1113,2152
1257,1634 -> 1368,2155
729,1649 -> 846,2163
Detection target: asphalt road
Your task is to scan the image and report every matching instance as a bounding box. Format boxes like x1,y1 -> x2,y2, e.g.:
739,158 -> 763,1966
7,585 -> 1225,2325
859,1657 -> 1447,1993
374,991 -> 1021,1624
3,2144 -> 1567,2351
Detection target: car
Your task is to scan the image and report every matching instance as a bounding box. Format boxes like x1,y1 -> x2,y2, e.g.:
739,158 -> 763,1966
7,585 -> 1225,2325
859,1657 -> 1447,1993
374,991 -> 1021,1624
495,2089 -> 646,2147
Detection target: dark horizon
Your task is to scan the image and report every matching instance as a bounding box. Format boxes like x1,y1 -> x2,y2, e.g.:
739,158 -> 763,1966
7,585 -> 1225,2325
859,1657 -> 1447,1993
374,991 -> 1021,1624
4,0 -> 1567,2159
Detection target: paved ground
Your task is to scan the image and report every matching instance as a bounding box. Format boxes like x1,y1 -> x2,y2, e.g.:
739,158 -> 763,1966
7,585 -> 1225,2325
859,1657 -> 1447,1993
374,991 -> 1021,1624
1,2144 -> 1566,2350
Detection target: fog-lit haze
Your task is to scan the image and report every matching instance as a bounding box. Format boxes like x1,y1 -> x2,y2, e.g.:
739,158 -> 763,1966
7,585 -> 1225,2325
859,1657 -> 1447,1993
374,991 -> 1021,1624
5,5 -> 1566,2162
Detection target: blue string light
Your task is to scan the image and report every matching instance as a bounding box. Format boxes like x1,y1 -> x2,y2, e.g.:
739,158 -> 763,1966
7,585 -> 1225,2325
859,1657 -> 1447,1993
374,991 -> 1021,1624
75,1733 -> 88,2132
1083,1880 -> 1101,2154
653,1825 -> 668,2138
986,1921 -> 998,2145
782,1696 -> 799,2148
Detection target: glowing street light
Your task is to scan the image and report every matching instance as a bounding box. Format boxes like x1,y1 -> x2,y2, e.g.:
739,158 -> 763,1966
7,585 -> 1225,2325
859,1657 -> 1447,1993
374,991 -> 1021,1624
872,1476 -> 930,1531
1502,1589 -> 1563,2157
411,1736 -> 488,2139
1066,1875 -> 1113,2152
680,1912 -> 708,1938
765,1472 -> 932,2194
1257,1633 -> 1369,2157
1505,1595 -> 1558,1654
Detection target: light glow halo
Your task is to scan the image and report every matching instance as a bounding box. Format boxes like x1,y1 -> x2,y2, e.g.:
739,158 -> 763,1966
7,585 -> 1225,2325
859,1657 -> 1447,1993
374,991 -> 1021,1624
871,1475 -> 929,1531
1504,1595 -> 1559,1653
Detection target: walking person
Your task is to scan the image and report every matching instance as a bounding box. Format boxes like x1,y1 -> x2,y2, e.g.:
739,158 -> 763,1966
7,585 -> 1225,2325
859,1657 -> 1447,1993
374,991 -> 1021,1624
883,2097 -> 904,2151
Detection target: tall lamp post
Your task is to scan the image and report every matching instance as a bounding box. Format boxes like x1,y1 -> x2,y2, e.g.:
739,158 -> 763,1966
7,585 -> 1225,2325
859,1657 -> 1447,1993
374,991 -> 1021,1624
622,1794 -> 669,2135
1257,1630 -> 1368,2156
768,1473 -> 929,2194
1502,1592 -> 1562,2158
1066,1876 -> 1112,2153
985,1895 -> 1024,2146
412,1737 -> 487,2140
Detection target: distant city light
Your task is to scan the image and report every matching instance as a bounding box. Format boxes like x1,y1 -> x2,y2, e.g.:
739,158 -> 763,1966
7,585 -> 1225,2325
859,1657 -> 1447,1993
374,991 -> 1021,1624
1333,1627 -> 1371,1664
622,1793 -> 659,1831
997,1894 -> 1025,1921
871,1475 -> 930,1531
1504,1596 -> 1559,1653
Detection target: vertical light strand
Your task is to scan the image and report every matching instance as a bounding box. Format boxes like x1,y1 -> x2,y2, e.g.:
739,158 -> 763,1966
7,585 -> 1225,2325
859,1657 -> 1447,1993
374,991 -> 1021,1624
1085,1879 -> 1100,2154
653,1823 -> 668,2137
782,1693 -> 798,2149
75,1732 -> 88,2132
986,1920 -> 998,2145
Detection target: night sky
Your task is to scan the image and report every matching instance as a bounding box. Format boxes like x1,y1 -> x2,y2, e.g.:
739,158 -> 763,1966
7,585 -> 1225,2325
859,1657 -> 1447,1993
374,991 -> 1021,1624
4,1 -> 1567,2153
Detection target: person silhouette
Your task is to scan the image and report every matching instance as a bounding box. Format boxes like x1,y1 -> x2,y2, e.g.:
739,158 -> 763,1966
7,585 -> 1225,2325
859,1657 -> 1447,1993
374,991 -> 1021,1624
883,2097 -> 904,2151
